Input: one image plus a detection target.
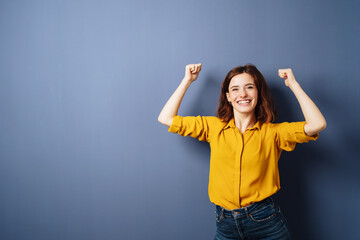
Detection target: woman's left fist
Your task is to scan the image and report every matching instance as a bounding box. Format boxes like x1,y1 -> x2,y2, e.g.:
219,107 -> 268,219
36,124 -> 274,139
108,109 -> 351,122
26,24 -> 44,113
278,68 -> 296,87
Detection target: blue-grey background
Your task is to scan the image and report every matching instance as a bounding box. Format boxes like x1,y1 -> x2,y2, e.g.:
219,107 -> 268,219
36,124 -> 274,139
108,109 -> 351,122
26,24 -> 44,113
0,0 -> 359,239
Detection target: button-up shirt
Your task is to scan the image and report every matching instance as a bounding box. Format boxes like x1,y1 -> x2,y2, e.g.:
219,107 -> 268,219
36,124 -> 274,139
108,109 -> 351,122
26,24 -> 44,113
168,115 -> 318,210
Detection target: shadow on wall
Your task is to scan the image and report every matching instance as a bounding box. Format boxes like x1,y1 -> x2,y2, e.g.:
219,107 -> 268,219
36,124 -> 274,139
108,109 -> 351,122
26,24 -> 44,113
271,78 -> 360,239
270,83 -> 327,239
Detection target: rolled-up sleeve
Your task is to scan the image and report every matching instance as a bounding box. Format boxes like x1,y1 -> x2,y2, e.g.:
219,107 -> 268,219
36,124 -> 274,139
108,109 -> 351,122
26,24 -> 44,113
168,115 -> 211,142
274,121 -> 319,151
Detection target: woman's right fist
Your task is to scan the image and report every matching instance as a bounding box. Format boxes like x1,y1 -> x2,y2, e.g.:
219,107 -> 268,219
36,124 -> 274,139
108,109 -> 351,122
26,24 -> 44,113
184,63 -> 202,82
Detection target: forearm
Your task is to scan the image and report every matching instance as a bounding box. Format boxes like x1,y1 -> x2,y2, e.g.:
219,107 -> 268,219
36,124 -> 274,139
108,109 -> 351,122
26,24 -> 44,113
158,78 -> 192,127
289,82 -> 327,136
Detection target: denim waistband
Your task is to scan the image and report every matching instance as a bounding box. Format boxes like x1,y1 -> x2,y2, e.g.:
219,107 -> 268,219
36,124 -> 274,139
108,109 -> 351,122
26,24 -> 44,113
216,197 -> 274,217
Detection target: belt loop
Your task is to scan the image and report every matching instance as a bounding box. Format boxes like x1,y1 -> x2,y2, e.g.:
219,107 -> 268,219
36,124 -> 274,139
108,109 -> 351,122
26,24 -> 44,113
221,207 -> 225,219
244,206 -> 250,219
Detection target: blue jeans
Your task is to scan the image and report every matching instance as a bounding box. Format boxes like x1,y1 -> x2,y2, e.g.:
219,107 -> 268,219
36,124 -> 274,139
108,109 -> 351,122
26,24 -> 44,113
214,197 -> 292,240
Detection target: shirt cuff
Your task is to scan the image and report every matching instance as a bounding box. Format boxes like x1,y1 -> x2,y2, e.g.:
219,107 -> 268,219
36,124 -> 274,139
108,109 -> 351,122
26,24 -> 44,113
295,122 -> 319,142
168,115 -> 182,133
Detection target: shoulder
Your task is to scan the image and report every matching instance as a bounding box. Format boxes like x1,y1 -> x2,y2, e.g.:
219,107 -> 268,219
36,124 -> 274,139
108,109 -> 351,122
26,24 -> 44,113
191,116 -> 227,129
203,116 -> 228,128
258,121 -> 298,135
202,116 -> 224,123
258,121 -> 277,131
268,121 -> 306,130
261,121 -> 302,129
173,115 -> 225,127
262,121 -> 310,137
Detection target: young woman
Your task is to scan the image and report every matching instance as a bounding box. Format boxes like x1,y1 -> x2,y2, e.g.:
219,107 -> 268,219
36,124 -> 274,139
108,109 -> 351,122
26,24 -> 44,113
158,63 -> 326,240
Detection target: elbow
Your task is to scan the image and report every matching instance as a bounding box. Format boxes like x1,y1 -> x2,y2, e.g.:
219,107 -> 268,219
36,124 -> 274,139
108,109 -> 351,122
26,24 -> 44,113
305,119 -> 327,136
313,120 -> 327,134
157,115 -> 165,125
319,119 -> 327,132
158,115 -> 172,127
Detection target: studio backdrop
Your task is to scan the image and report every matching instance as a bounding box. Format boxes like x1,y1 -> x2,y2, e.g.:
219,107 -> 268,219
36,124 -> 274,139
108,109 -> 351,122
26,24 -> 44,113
0,0 -> 359,239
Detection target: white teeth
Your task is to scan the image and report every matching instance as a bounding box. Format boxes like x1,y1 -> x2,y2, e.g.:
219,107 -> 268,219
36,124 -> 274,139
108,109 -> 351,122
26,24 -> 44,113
237,100 -> 251,104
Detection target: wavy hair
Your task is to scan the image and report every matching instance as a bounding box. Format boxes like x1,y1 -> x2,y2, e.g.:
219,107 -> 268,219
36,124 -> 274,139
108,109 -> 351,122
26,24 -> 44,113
216,64 -> 276,123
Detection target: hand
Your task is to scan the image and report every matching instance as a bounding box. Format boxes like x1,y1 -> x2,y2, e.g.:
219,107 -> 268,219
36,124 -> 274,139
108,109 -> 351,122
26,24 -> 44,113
184,63 -> 202,82
278,68 -> 297,87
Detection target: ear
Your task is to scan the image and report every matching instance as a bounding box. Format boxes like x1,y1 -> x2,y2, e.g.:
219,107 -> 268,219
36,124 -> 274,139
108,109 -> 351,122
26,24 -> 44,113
226,92 -> 231,102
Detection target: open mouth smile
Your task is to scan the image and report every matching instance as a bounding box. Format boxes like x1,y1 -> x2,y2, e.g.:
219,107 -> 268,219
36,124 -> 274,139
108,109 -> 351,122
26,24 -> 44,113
236,100 -> 252,105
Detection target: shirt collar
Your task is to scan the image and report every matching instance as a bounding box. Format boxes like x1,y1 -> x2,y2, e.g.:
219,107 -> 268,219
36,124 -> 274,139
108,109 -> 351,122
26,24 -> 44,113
223,118 -> 261,131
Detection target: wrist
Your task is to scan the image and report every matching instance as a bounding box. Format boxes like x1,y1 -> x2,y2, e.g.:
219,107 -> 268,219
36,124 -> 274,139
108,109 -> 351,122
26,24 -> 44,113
181,77 -> 193,86
288,81 -> 300,91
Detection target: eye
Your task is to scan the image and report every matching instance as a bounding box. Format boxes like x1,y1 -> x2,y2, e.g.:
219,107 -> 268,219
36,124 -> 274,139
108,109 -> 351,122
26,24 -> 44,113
247,86 -> 254,89
232,88 -> 238,91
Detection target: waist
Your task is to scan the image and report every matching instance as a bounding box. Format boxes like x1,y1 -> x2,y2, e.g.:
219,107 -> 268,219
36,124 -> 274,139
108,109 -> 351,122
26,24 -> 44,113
216,197 -> 274,217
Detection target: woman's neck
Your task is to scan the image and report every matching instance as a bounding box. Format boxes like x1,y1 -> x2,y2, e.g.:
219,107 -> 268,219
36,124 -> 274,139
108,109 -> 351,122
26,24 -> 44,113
233,112 -> 256,134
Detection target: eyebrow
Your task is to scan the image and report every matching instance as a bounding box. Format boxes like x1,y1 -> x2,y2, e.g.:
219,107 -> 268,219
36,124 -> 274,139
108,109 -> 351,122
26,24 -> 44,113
230,83 -> 255,89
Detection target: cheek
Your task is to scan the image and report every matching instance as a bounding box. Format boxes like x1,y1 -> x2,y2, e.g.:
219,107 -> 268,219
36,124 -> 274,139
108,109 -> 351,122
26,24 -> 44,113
253,91 -> 258,100
252,91 -> 258,104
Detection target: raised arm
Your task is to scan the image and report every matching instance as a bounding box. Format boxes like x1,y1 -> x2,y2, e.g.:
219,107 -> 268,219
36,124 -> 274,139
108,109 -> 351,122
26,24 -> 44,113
278,68 -> 327,136
158,63 -> 202,127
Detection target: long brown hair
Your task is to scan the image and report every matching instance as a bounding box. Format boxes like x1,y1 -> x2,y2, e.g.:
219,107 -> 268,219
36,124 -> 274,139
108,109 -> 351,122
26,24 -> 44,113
216,64 -> 276,123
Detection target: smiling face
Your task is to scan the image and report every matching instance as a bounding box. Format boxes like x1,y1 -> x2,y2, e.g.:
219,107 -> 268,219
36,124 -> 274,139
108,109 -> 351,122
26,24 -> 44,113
226,73 -> 258,117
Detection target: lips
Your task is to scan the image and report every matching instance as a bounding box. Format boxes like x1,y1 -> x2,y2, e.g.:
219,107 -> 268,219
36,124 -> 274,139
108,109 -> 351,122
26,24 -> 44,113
236,99 -> 251,105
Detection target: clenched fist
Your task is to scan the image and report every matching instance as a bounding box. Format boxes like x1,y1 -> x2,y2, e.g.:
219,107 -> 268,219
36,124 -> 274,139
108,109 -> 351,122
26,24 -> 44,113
184,63 -> 202,82
278,68 -> 297,87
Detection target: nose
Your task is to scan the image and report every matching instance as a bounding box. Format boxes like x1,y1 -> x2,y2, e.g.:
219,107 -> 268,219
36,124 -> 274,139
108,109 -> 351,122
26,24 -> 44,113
239,89 -> 247,97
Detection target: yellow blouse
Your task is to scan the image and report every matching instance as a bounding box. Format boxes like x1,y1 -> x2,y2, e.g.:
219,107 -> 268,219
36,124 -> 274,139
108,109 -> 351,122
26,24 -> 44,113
168,115 -> 318,210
